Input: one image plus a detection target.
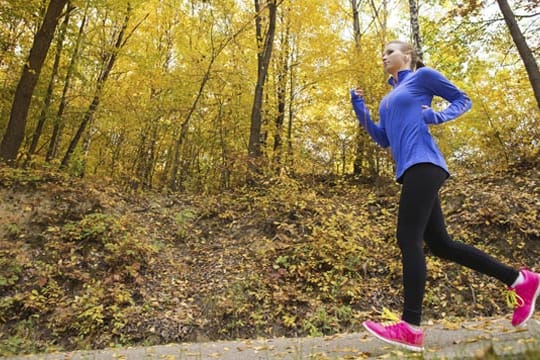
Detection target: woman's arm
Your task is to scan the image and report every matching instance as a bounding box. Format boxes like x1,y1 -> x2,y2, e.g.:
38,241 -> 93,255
418,68 -> 472,125
350,89 -> 390,147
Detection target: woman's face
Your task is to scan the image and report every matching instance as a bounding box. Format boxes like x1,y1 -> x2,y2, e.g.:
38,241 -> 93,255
382,43 -> 410,75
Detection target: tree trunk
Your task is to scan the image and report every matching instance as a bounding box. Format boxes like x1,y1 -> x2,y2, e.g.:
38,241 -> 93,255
0,0 -> 69,164
408,0 -> 423,59
61,4 -> 131,168
47,5 -> 88,162
216,100 -> 231,190
496,0 -> 540,110
351,0 -> 365,175
286,41 -> 297,170
351,0 -> 361,48
273,17 -> 290,170
247,0 -> 277,180
27,3 -> 74,162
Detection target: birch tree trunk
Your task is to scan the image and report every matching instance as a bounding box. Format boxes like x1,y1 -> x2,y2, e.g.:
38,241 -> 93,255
408,0 -> 423,59
273,14 -> 290,170
286,39 -> 297,170
351,0 -> 361,49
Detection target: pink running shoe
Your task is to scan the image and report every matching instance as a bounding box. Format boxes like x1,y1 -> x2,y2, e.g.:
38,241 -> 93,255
363,320 -> 424,352
508,268 -> 540,327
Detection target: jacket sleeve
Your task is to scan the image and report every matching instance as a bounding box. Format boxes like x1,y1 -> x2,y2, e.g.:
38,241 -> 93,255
419,68 -> 472,125
350,90 -> 390,147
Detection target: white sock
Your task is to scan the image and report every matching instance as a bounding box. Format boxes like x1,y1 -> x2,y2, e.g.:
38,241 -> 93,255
511,272 -> 525,288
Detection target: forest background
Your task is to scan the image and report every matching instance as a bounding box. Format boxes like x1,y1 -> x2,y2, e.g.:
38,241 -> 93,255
0,0 -> 539,356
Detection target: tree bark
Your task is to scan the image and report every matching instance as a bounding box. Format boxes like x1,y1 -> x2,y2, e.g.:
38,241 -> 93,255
286,40 -> 297,170
351,0 -> 366,176
27,2 -> 74,162
496,0 -> 540,110
0,0 -> 69,164
273,17 -> 290,170
408,0 -> 423,59
351,0 -> 361,49
247,0 -> 277,180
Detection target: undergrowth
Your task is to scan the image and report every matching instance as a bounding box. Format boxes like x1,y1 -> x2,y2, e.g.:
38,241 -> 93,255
0,165 -> 539,355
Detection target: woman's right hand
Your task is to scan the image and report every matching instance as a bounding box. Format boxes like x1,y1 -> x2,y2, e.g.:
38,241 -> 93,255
350,87 -> 364,101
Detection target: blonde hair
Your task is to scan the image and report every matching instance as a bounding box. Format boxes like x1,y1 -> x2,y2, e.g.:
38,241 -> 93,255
386,40 -> 425,71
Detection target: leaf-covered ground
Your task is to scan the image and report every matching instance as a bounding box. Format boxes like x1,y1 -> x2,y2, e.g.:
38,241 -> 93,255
0,165 -> 539,355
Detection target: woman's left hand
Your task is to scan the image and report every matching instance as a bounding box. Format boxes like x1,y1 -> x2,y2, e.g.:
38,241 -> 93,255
421,105 -> 438,124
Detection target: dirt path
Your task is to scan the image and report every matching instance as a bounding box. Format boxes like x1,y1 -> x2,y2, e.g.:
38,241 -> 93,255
2,317 -> 539,360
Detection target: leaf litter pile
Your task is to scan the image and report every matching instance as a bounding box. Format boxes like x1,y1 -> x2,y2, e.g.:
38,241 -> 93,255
0,165 -> 538,355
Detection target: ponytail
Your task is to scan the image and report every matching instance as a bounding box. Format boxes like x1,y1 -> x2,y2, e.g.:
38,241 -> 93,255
409,48 -> 424,71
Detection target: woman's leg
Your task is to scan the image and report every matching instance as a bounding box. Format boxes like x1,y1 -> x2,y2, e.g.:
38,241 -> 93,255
424,197 -> 519,286
363,163 -> 538,350
397,163 -> 447,326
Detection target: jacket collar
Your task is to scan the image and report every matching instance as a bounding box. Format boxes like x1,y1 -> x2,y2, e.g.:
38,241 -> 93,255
387,69 -> 413,87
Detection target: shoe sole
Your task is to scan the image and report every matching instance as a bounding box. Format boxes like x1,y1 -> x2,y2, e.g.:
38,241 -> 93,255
514,273 -> 540,327
362,322 -> 424,352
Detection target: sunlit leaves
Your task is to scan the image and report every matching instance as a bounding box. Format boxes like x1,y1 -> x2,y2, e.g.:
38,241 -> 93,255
0,0 -> 538,189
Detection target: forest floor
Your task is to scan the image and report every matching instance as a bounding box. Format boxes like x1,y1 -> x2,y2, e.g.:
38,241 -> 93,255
0,164 -> 539,358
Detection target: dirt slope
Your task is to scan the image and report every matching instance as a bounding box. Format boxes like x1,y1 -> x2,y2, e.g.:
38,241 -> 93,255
0,165 -> 538,355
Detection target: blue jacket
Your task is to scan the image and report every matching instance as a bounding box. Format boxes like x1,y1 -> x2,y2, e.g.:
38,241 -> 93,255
351,67 -> 471,182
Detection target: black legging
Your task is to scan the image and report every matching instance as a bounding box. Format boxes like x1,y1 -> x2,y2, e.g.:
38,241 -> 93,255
397,163 -> 519,325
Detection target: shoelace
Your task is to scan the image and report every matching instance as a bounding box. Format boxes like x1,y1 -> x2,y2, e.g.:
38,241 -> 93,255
506,289 -> 525,308
379,307 -> 402,327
